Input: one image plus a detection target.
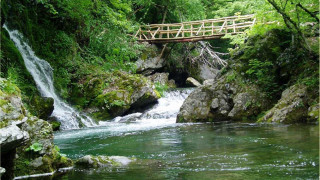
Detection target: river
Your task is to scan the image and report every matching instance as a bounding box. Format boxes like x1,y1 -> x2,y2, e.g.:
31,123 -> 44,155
54,89 -> 319,180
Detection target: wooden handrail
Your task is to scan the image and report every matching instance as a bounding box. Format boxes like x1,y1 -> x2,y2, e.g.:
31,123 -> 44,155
135,14 -> 255,43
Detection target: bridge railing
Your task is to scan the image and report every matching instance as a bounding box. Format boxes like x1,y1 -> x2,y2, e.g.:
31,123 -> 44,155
135,14 -> 255,43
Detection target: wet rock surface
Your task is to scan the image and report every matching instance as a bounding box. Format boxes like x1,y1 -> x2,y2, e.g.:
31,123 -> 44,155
136,45 -> 165,75
76,155 -> 135,168
177,72 -> 269,122
0,125 -> 29,154
259,84 -> 316,123
0,78 -> 72,178
81,71 -> 160,120
31,96 -> 54,120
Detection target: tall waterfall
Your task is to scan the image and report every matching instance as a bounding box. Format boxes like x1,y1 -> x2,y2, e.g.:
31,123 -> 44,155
4,25 -> 95,130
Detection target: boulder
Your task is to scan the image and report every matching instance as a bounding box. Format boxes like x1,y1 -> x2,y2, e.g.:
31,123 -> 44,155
186,77 -> 201,87
76,155 -> 135,168
82,71 -> 160,120
21,117 -> 54,154
136,45 -> 165,75
203,79 -> 215,86
0,78 -> 72,178
147,73 -> 176,87
0,80 -> 25,128
308,103 -> 319,121
258,84 -> 312,123
199,64 -> 219,81
177,71 -> 269,122
0,125 -> 29,154
113,113 -> 142,123
31,96 -> 54,120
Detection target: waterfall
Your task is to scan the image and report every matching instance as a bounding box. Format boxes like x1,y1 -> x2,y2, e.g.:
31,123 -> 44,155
56,88 -> 194,140
97,88 -> 194,131
4,25 -> 95,130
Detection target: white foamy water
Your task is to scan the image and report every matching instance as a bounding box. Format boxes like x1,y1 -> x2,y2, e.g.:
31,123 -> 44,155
4,25 -> 95,130
55,89 -> 194,139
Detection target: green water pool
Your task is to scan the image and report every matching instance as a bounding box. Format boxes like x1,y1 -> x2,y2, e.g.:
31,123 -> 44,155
53,122 -> 319,180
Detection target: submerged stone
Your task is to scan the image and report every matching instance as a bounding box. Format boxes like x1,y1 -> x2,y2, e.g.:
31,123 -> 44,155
76,155 -> 135,168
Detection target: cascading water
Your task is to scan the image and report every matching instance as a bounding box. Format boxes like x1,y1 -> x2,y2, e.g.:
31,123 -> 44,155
55,88 -> 194,140
110,88 -> 194,128
4,25 -> 95,130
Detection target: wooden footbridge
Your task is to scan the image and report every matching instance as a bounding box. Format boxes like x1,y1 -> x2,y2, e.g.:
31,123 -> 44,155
135,14 -> 255,43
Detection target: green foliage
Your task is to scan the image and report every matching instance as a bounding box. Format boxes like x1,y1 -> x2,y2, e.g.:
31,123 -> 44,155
25,142 -> 43,152
245,59 -> 279,97
226,72 -> 236,83
0,79 -> 20,95
155,82 -> 169,97
134,0 -> 205,23
111,100 -> 127,107
54,145 -> 60,152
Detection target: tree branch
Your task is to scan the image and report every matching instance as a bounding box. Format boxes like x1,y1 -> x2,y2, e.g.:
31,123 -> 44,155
296,3 -> 319,22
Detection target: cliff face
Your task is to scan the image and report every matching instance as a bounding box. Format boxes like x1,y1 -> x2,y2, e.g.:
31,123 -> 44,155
0,79 -> 72,179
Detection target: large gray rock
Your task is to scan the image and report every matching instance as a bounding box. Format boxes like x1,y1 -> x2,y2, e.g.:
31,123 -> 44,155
0,78 -> 72,177
186,77 -> 201,87
136,58 -> 165,75
147,72 -> 176,87
136,45 -> 165,75
0,125 -> 29,154
199,64 -> 219,81
308,103 -> 319,121
258,84 -> 310,123
21,117 -> 54,154
177,71 -> 269,122
130,85 -> 159,109
0,94 -> 25,126
76,155 -> 135,168
83,72 -> 160,119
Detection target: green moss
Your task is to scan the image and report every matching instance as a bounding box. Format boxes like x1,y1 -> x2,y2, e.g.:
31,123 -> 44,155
0,99 -> 8,106
14,156 -> 31,176
1,28 -> 43,115
49,121 -> 61,131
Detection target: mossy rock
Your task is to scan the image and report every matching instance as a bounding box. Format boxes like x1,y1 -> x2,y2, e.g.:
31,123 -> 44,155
258,84 -> 312,123
31,96 -> 54,120
80,71 -> 159,120
76,155 -> 134,168
48,117 -> 61,131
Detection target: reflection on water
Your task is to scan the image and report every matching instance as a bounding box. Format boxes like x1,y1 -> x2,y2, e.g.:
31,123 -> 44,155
54,123 -> 319,180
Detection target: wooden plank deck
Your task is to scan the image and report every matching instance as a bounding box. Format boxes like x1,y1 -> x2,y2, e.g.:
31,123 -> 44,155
135,14 -> 256,43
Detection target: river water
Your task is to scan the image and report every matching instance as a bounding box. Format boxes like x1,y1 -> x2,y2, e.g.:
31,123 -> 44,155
54,89 -> 319,180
